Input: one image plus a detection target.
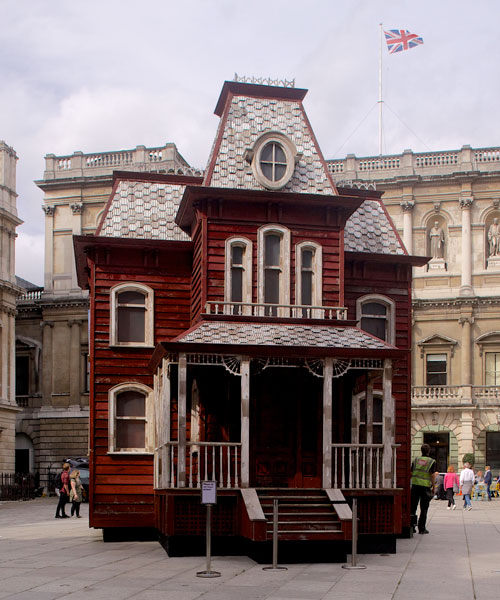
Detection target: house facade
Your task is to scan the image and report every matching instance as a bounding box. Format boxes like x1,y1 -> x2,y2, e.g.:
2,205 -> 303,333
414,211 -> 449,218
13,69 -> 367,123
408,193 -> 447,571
75,81 -> 425,556
327,148 -> 500,472
0,141 -> 22,472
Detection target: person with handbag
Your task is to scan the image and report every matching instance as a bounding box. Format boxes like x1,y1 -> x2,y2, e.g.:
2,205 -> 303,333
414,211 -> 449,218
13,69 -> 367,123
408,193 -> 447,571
410,443 -> 438,534
443,465 -> 459,510
460,461 -> 475,510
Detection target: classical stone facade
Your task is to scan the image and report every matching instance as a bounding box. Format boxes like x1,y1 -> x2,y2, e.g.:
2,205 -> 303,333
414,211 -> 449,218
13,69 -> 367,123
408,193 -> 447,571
16,144 -> 199,488
0,141 -> 22,472
327,146 -> 500,472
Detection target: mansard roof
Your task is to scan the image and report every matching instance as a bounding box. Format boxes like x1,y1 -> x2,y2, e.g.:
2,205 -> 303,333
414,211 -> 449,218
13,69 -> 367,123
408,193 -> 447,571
204,81 -> 337,195
96,172 -> 202,241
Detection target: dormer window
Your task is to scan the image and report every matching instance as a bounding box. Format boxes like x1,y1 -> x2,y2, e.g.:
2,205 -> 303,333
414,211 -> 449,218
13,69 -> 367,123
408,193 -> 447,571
250,132 -> 297,190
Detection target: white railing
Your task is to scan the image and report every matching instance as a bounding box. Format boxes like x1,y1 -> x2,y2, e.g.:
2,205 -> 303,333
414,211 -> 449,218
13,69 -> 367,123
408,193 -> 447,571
331,443 -> 398,489
327,146 -> 500,181
412,386 -> 462,403
204,301 -> 348,320
159,441 -> 241,489
18,290 -> 43,301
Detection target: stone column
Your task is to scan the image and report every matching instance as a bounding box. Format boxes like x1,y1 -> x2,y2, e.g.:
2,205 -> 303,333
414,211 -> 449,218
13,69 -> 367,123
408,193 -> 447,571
240,357 -> 250,488
459,315 -> 473,386
323,358 -> 333,488
42,206 -> 55,292
40,321 -> 54,405
459,197 -> 474,296
68,320 -> 82,405
383,359 -> 394,488
70,203 -> 83,291
177,353 -> 187,488
400,199 -> 415,255
459,411 -> 474,457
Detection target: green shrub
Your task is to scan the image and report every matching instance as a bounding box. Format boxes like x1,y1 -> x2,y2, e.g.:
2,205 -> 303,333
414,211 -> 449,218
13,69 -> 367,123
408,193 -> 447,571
462,453 -> 475,467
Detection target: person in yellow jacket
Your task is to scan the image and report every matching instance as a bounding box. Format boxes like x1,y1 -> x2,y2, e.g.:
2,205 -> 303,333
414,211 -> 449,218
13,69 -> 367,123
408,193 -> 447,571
410,443 -> 437,534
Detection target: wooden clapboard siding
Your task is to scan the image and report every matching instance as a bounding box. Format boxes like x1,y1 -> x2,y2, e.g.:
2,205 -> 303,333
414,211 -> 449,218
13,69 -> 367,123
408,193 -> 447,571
88,242 -> 192,529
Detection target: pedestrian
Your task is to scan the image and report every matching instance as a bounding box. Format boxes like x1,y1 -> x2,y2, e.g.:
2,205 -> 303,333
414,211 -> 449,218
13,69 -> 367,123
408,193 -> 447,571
69,469 -> 83,518
54,462 -> 70,519
443,465 -> 459,510
460,461 -> 475,510
410,443 -> 437,534
484,465 -> 492,501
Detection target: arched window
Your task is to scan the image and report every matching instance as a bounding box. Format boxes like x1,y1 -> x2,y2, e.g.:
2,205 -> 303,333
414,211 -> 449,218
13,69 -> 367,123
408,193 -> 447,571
295,241 -> 322,317
258,225 -> 291,316
108,383 -> 153,453
110,283 -> 154,347
225,237 -> 252,314
356,295 -> 395,345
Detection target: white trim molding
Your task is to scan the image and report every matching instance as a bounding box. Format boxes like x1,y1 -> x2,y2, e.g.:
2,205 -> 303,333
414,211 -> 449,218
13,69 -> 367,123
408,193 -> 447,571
109,282 -> 154,347
108,382 -> 154,453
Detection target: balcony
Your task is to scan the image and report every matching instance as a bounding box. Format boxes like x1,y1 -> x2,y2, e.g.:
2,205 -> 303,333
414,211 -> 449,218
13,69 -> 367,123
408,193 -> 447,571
204,301 -> 348,321
412,385 -> 500,406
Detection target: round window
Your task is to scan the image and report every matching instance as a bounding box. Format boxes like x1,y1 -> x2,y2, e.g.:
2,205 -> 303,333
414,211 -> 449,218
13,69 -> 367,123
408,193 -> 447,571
252,133 -> 297,190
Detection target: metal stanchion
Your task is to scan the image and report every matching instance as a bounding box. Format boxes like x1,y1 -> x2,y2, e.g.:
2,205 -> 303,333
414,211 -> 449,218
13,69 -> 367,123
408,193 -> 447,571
342,498 -> 366,570
196,504 -> 221,578
263,498 -> 288,571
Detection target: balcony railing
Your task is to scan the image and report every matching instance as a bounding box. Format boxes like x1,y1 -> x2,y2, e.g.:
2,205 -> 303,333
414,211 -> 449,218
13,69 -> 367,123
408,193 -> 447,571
412,385 -> 500,405
158,441 -> 241,489
331,443 -> 399,489
204,301 -> 348,320
327,145 -> 500,183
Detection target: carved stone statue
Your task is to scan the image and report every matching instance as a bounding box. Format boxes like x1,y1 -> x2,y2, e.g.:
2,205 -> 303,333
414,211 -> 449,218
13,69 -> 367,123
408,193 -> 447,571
429,221 -> 445,259
488,218 -> 500,257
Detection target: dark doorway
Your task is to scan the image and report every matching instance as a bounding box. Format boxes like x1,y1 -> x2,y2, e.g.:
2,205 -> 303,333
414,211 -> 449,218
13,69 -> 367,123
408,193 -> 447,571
250,367 -> 322,488
486,431 -> 500,471
15,449 -> 30,474
423,432 -> 449,472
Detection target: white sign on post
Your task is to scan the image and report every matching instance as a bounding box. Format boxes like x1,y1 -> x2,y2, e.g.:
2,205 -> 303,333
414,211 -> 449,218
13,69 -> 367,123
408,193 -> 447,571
201,481 -> 217,505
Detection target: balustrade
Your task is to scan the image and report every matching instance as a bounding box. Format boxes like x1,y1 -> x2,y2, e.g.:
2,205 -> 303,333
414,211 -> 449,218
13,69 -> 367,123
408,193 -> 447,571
204,301 -> 347,320
159,441 -> 241,489
331,443 -> 398,489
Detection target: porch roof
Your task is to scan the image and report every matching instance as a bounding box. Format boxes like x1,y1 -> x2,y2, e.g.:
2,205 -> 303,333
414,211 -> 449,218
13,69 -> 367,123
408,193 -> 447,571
150,320 -> 405,369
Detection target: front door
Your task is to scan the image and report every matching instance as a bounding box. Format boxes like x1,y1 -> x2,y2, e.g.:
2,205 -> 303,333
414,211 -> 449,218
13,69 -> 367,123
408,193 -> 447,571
250,367 -> 322,488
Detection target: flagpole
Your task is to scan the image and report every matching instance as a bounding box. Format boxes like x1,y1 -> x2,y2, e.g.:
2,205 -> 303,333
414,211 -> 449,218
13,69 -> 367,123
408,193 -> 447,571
378,23 -> 383,156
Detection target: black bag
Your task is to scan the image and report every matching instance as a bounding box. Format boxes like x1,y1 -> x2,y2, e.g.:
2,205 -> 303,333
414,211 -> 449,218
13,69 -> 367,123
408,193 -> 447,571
54,471 -> 62,490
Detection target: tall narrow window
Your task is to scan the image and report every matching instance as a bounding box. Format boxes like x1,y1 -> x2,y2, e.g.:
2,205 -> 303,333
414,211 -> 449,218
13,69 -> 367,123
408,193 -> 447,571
357,295 -> 395,344
426,354 -> 447,386
485,352 -> 500,385
109,383 -> 153,453
110,283 -> 154,347
225,237 -> 252,314
296,242 -> 322,317
258,225 -> 290,315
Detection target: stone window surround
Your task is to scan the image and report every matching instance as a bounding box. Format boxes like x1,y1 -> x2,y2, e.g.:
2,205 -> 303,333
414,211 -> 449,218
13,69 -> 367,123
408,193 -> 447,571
224,236 -> 253,312
250,132 -> 298,190
109,282 -> 154,348
417,334 -> 457,386
356,294 -> 395,346
257,224 -> 291,311
295,240 -> 323,314
476,331 -> 500,385
108,382 -> 154,454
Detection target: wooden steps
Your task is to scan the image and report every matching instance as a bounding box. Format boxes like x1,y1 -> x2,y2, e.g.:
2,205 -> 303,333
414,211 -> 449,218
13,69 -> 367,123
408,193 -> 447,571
257,488 -> 345,541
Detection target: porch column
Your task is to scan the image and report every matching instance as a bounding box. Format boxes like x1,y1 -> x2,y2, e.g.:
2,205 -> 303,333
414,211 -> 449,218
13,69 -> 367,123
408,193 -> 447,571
240,356 -> 250,488
366,380 -> 374,444
382,359 -> 394,488
322,357 -> 333,488
178,353 -> 187,487
160,359 -> 171,489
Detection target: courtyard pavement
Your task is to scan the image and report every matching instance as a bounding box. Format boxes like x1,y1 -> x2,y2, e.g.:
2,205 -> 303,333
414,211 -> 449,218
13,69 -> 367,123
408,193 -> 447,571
0,495 -> 499,599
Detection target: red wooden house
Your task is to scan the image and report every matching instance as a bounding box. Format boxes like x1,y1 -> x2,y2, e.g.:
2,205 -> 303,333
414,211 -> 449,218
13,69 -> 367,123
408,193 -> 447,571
74,81 -> 427,559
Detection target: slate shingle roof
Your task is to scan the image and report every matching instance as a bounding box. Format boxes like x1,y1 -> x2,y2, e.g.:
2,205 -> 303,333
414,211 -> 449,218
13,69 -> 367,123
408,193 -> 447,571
174,321 -> 393,349
99,180 -> 190,241
206,96 -> 335,195
345,199 -> 405,255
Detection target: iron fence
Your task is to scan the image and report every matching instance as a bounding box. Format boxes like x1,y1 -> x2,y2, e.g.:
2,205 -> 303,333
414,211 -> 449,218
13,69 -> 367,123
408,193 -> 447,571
0,473 -> 39,501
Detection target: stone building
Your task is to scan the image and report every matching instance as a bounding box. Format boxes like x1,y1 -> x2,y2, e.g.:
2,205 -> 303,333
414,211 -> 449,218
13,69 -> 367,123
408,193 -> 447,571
0,141 -> 22,472
16,144 -> 199,488
327,146 -> 500,472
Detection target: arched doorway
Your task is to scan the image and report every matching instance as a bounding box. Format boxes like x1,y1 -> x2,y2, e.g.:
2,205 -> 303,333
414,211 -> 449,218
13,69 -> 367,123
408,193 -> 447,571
15,433 -> 34,473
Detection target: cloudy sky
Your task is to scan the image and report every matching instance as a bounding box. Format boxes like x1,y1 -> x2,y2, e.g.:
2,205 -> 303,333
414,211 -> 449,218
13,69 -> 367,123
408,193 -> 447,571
2,0 -> 499,285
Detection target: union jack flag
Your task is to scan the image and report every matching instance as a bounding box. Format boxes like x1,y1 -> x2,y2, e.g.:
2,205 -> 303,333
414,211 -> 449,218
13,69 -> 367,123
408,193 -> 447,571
384,29 -> 424,54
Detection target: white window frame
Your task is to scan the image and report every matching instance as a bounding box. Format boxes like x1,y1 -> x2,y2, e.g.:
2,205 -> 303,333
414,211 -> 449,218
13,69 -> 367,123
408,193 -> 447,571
250,132 -> 297,190
476,332 -> 500,385
110,282 -> 154,347
257,224 -> 291,315
356,294 -> 395,345
108,382 -> 154,454
295,241 -> 322,317
224,236 -> 253,314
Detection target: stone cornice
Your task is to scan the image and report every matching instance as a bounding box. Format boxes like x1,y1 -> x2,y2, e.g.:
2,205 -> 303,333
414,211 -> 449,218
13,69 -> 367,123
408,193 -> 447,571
412,296 -> 500,309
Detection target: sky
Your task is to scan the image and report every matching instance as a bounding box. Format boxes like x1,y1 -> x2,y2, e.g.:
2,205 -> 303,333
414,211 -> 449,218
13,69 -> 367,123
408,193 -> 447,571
1,0 -> 499,285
